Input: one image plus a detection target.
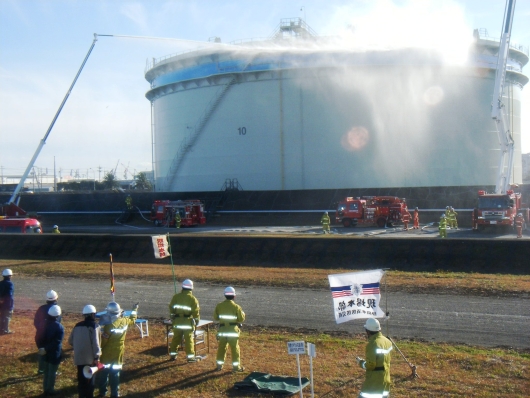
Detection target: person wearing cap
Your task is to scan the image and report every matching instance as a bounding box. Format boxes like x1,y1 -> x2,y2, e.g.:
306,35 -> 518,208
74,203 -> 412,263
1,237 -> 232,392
214,286 -> 246,372
34,290 -> 60,374
68,304 -> 101,398
98,301 -> 138,398
37,305 -> 64,397
356,318 -> 392,398
320,211 -> 330,234
52,225 -> 60,234
413,207 -> 420,230
168,279 -> 200,362
0,268 -> 14,335
439,214 -> 447,238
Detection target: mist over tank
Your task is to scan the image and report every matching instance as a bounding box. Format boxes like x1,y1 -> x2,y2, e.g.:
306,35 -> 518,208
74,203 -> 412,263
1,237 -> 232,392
145,19 -> 528,193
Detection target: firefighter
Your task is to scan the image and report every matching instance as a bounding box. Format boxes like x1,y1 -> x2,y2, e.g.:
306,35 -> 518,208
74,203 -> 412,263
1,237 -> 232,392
34,290 -> 60,374
448,206 -> 458,229
413,207 -> 420,229
356,318 -> 392,398
68,304 -> 101,398
445,206 -> 451,228
168,279 -> 200,362
321,211 -> 330,234
0,269 -> 14,334
439,214 -> 447,238
402,210 -> 411,230
175,211 -> 182,229
214,286 -> 246,372
515,213 -> 524,238
98,301 -> 138,398
38,305 -> 64,397
52,225 -> 60,234
125,195 -> 133,210
472,208 -> 479,231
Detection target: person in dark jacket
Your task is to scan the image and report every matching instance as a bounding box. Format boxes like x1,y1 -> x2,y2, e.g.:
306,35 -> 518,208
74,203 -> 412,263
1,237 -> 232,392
34,290 -> 59,374
0,268 -> 14,334
69,304 -> 101,398
38,305 -> 64,397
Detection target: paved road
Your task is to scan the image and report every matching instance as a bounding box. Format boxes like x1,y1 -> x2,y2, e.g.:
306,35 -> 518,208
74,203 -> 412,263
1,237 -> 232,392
15,277 -> 530,349
59,222 -> 528,239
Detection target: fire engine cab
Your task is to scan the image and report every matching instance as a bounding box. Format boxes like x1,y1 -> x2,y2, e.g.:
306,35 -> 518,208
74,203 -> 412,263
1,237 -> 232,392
474,190 -> 529,232
336,196 -> 409,228
150,200 -> 206,227
0,216 -> 42,234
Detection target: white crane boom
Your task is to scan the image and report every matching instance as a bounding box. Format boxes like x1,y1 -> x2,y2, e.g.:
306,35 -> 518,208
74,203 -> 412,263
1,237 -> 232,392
7,34 -> 99,206
492,0 -> 516,194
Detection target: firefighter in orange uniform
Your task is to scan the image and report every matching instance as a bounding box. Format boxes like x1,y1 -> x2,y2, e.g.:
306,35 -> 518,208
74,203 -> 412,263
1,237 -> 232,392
515,213 -> 524,238
402,211 -> 411,230
413,207 -> 419,229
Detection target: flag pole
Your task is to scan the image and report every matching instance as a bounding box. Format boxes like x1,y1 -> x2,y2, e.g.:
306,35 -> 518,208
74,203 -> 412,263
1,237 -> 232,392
166,233 -> 177,293
109,253 -> 115,301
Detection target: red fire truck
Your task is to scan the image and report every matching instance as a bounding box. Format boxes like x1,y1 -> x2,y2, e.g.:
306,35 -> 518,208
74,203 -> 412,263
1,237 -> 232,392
474,190 -> 529,232
0,216 -> 43,234
335,196 -> 409,228
150,200 -> 206,227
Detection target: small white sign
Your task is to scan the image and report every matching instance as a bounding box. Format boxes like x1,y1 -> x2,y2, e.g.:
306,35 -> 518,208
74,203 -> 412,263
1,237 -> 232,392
307,342 -> 316,358
287,341 -> 306,355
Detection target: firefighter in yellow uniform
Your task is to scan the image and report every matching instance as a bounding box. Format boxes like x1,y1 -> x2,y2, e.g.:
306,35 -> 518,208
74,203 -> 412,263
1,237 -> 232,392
439,214 -> 447,238
168,279 -> 200,362
52,225 -> 60,234
356,318 -> 392,398
214,286 -> 246,372
321,211 -> 330,234
175,211 -> 181,228
125,195 -> 132,210
98,301 -> 138,398
448,206 -> 458,229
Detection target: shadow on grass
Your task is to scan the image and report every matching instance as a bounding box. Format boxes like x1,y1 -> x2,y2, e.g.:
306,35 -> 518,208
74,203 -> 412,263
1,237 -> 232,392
139,345 -> 167,357
123,367 -> 226,397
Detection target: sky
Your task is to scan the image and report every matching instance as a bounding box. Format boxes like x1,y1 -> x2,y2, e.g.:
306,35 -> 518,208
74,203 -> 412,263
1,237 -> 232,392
1,0 -> 529,183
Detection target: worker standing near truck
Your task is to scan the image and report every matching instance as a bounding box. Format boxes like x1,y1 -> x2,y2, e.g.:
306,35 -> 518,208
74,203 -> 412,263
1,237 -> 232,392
321,212 -> 330,234
515,213 -> 524,238
175,211 -> 181,229
439,214 -> 447,238
413,207 -> 420,229
402,210 -> 411,230
448,207 -> 458,229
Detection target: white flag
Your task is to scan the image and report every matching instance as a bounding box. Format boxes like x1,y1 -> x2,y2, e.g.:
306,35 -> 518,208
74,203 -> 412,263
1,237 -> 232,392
328,269 -> 385,324
152,235 -> 170,259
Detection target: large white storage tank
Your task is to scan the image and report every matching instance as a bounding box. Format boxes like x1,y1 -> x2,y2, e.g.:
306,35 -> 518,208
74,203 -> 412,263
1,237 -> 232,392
145,19 -> 528,192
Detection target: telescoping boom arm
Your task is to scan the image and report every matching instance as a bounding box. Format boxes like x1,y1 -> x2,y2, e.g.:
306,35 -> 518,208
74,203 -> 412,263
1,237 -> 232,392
7,34 -> 99,205
492,0 -> 516,194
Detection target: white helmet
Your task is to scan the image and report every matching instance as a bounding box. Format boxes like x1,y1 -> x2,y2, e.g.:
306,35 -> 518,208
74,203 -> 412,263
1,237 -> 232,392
446,206 -> 449,209
182,279 -> 193,290
106,302 -> 121,315
82,304 -> 97,315
518,213 -> 523,217
53,225 -> 58,229
2,269 -> 13,276
224,286 -> 236,296
441,214 -> 446,218
48,305 -> 62,317
364,318 -> 381,332
46,290 -> 58,301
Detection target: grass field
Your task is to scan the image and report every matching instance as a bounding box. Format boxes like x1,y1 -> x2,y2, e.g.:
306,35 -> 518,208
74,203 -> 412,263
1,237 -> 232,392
2,259 -> 530,297
1,312 -> 529,398
0,260 -> 529,397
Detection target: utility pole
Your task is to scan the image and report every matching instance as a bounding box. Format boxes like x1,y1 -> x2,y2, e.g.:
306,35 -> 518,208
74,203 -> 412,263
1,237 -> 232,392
54,156 -> 57,192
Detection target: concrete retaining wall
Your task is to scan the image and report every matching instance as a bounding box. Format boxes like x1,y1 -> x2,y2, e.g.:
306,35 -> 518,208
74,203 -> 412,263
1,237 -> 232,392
0,234 -> 527,274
